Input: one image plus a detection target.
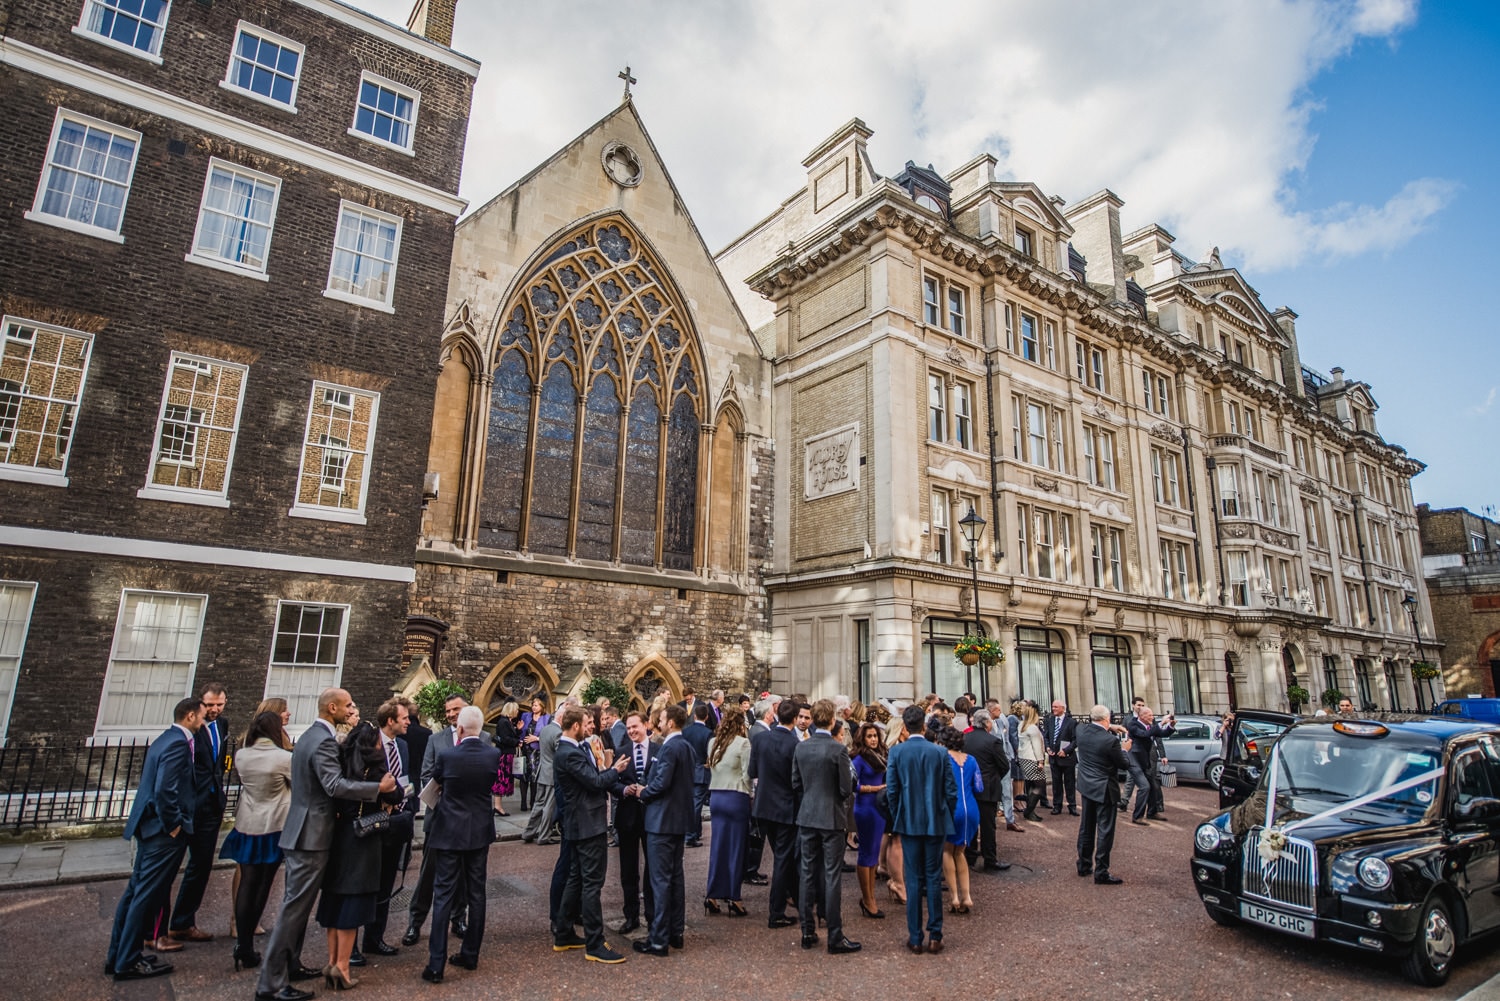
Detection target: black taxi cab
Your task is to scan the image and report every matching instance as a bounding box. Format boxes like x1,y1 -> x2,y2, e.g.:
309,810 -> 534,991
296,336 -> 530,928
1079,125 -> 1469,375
1191,712 -> 1500,986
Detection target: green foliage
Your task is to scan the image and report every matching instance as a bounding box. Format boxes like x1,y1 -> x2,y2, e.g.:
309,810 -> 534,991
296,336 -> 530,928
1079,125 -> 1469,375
1411,662 -> 1440,681
582,676 -> 632,711
414,679 -> 470,728
1286,684 -> 1311,708
1320,688 -> 1345,708
953,635 -> 1004,666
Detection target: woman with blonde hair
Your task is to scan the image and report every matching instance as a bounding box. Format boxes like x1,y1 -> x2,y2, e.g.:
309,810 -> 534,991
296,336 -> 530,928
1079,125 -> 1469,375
880,711 -> 908,903
648,691 -> 672,740
254,697 -> 291,728
1016,702 -> 1047,821
491,701 -> 521,816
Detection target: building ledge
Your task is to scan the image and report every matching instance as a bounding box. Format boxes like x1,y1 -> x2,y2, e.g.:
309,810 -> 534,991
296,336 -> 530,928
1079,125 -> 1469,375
414,546 -> 753,595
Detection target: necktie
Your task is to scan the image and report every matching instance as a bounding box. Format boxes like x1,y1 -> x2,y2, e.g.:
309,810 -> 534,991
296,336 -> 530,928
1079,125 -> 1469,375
386,738 -> 401,778
635,742 -> 646,776
188,735 -> 195,759
209,723 -> 219,762
1054,717 -> 1061,741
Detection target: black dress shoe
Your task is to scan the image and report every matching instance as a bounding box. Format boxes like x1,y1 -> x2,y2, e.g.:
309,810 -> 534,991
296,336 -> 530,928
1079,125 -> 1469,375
1148,812 -> 1166,819
840,862 -> 856,873
828,937 -> 862,954
685,838 -> 703,848
1077,866 -> 1093,877
983,861 -> 1012,871
115,959 -> 172,981
256,989 -> 312,1001
401,924 -> 421,947
449,953 -> 477,970
632,940 -> 669,957
767,915 -> 797,928
368,939 -> 399,956
451,920 -> 468,938
800,934 -> 818,949
348,949 -> 367,967
744,873 -> 769,886
420,967 -> 443,984
289,964 -> 324,980
552,931 -> 587,951
618,917 -> 641,934
1068,807 -> 1079,816
669,936 -> 684,950
1095,873 -> 1123,885
1050,808 -> 1062,815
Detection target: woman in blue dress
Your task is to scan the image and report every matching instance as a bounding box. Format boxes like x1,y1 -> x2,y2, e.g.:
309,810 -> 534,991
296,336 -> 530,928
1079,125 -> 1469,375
941,725 -> 981,913
851,722 -> 888,919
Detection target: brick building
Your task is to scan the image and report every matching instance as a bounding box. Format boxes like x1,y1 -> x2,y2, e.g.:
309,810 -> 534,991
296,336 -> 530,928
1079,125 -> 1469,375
716,120 -> 1438,715
408,99 -> 774,715
0,0 -> 476,741
1419,505 -> 1500,698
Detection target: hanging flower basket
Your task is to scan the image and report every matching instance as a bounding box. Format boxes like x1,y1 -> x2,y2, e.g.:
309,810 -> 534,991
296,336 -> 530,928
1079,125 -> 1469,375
1411,662 -> 1440,681
953,635 -> 1003,667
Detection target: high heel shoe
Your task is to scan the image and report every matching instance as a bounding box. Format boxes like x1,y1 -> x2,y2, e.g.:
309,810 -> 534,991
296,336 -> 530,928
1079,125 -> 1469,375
859,900 -> 885,919
328,966 -> 359,990
726,900 -> 747,917
887,883 -> 906,905
232,945 -> 261,971
703,898 -> 722,916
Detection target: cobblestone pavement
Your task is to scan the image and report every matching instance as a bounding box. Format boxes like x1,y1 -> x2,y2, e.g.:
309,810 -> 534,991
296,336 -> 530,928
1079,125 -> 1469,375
3,785 -> 1499,1001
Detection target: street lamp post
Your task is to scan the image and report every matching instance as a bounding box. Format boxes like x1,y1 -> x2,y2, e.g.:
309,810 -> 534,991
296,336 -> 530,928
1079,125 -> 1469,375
1402,591 -> 1432,710
958,505 -> 987,701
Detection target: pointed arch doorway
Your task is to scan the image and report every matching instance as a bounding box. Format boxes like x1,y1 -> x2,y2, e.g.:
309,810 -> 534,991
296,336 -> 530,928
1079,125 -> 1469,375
623,654 -> 684,711
474,645 -> 561,721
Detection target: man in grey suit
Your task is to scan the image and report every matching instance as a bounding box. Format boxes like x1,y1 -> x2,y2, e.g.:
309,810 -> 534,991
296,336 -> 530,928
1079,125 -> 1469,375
791,699 -> 860,955
256,689 -> 394,1001
403,692 -> 470,947
887,703 -> 958,955
523,708 -> 564,844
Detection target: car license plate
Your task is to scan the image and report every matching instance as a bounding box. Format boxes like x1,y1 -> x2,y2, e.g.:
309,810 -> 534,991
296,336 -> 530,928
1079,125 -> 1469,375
1240,900 -> 1314,938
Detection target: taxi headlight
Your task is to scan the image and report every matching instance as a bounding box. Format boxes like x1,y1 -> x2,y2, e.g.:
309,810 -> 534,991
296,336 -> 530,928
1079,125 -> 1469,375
1195,823 -> 1225,852
1357,857 -> 1392,890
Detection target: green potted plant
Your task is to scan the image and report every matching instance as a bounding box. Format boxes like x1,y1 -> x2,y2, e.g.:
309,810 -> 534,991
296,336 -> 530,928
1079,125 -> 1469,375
582,676 -> 632,711
1411,662 -> 1440,681
953,635 -> 1003,667
415,679 -> 470,727
1320,688 -> 1345,709
1286,684 -> 1311,711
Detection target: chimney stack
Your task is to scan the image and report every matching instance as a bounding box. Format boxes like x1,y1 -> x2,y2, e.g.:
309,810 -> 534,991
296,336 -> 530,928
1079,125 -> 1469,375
406,0 -> 456,47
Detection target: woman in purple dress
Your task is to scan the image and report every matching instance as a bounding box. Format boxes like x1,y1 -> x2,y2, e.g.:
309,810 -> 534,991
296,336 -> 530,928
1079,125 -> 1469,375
517,696 -> 550,811
851,722 -> 888,919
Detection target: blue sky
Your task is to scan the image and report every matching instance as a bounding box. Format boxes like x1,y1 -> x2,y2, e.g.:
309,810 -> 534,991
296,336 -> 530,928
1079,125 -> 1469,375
360,0 -> 1496,511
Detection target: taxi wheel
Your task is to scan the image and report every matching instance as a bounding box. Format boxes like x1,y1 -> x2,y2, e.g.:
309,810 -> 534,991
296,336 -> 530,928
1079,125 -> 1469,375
1401,895 -> 1456,986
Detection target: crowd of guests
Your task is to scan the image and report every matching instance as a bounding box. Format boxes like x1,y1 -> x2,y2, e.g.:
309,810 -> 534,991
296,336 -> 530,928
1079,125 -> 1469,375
104,681 -> 1180,989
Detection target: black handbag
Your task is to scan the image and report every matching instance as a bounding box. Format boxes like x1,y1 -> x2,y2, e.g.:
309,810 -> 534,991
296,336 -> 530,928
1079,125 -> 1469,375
874,788 -> 892,825
352,803 -> 390,839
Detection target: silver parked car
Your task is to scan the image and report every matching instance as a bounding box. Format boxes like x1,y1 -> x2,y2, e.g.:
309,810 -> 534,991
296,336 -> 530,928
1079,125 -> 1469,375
1159,714 -> 1225,787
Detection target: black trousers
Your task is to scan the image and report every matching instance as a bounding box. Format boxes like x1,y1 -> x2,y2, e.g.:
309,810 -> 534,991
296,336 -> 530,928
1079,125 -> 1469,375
408,829 -> 466,932
561,833 -> 609,951
1050,758 -> 1077,810
761,819 -> 799,919
644,832 -> 685,950
1076,794 -> 1118,875
691,775 -> 710,841
797,826 -> 844,941
548,836 -> 575,935
168,808 -> 218,931
234,859 -> 282,958
615,810 -> 654,922
743,821 -> 766,876
428,848 -> 486,972
363,829 -> 405,947
967,798 -> 999,865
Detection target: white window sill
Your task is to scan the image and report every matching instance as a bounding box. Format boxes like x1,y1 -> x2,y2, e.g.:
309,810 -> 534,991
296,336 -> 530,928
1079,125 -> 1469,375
71,25 -> 163,65
0,465 -> 70,487
24,210 -> 125,243
323,287 -> 394,314
288,505 -> 368,526
218,79 -> 298,114
346,126 -> 415,157
137,485 -> 231,508
89,730 -> 160,745
184,253 -> 270,281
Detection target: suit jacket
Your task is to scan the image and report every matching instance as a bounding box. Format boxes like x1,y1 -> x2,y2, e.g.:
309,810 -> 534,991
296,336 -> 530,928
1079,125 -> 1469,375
609,719 -> 629,754
279,720 -> 382,851
886,735 -> 957,838
791,732 -> 852,831
425,737 -> 501,852
1043,712 -> 1079,762
682,720 -> 713,782
553,738 -> 624,840
405,720 -> 432,779
1125,716 -> 1175,766
536,720 -> 562,785
421,725 -> 460,788
124,725 -> 196,841
192,716 -> 231,817
613,735 -> 655,827
963,728 -> 1010,804
1076,722 -> 1129,804
638,733 -> 697,835
748,725 -> 799,824
380,734 -> 416,842
230,742 -> 293,836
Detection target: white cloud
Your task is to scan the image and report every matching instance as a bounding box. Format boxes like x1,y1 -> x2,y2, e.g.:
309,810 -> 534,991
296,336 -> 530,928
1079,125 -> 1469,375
356,0 -> 1448,270
1469,386 -> 1498,418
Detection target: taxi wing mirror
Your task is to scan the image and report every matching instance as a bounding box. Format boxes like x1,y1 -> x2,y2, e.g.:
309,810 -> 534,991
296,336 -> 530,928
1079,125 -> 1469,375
1454,798 -> 1500,824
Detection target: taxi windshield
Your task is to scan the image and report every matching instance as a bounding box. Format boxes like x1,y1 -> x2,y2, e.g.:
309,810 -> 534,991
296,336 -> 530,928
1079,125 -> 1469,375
1270,728 -> 1441,817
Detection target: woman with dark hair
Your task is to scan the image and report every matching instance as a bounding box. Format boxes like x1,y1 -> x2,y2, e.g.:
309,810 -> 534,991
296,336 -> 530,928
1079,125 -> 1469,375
941,725 -> 981,914
221,711 -> 293,969
491,701 -> 520,816
517,697 -> 549,811
703,708 -> 751,916
881,713 -> 908,903
317,720 -> 403,989
851,721 -> 888,919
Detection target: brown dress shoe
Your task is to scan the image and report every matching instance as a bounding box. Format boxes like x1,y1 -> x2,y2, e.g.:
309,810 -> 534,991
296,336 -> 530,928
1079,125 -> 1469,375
169,927 -> 215,942
152,936 -> 184,953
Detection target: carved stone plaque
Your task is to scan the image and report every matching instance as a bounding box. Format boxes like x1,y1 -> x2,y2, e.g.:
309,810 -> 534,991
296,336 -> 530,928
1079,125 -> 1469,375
804,422 -> 860,500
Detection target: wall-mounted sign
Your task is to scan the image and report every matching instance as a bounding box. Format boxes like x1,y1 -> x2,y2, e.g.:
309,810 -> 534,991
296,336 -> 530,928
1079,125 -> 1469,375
804,423 -> 859,500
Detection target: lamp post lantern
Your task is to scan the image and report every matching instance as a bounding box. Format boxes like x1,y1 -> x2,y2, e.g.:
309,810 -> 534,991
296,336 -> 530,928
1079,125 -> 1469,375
1402,591 -> 1433,710
958,505 -> 987,701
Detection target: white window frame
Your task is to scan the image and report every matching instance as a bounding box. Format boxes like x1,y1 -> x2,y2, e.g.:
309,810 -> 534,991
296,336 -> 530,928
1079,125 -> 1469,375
288,382 -> 380,524
74,0 -> 171,64
348,72 -> 420,155
186,158 -> 282,280
922,276 -> 941,326
0,316 -> 94,487
265,600 -> 350,734
1227,552 -> 1250,606
946,285 -> 967,337
221,20 -> 305,112
928,373 -> 947,443
0,582 -> 38,746
324,201 -> 402,312
1014,225 -> 1034,257
930,489 -> 951,563
94,588 -> 208,741
953,381 -> 972,450
25,109 -> 141,243
1019,313 -> 1038,363
138,352 -> 248,508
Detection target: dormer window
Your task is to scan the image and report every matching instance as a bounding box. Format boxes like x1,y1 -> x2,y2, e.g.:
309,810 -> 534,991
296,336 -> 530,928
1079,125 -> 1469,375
1015,225 -> 1034,258
894,161 -> 952,219
915,192 -> 942,213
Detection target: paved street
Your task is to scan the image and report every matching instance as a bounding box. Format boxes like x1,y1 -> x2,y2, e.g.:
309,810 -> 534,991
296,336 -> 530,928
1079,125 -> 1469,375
3,784 -> 1499,1000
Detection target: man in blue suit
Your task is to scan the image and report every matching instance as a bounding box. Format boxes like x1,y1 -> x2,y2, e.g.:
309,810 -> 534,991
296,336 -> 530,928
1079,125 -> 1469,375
748,698 -> 801,928
105,697 -> 203,980
553,704 -> 633,963
360,699 -> 417,962
628,703 -> 696,956
680,704 -> 714,847
886,704 -> 958,954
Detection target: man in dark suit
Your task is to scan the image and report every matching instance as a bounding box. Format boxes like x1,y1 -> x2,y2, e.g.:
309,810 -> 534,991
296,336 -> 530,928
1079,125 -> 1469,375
359,699 -> 416,962
1125,706 -> 1175,824
887,703 -> 957,954
421,706 -> 501,982
1076,704 -> 1131,885
257,689 -> 393,1001
748,698 -> 801,927
105,697 -> 202,980
1045,699 -> 1079,816
681,703 -> 714,847
791,699 -> 859,954
403,692 -> 470,946
612,710 -> 655,933
628,704 -> 696,956
403,699 -> 432,790
963,710 -> 1011,872
553,705 -> 633,963
165,682 -> 228,944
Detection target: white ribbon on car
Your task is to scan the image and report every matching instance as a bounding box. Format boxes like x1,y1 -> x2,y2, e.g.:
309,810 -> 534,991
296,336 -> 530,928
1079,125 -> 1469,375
1256,741 -> 1444,864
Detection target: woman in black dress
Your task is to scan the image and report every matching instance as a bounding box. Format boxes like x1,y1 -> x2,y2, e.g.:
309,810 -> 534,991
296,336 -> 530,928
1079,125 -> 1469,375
317,720 -> 403,989
491,701 -> 521,815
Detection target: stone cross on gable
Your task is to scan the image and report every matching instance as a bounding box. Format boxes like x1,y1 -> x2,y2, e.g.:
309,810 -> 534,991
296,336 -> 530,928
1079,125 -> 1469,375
618,65 -> 637,101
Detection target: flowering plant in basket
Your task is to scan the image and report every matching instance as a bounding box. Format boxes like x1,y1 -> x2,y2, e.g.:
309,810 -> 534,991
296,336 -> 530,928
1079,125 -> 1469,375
953,635 -> 1003,666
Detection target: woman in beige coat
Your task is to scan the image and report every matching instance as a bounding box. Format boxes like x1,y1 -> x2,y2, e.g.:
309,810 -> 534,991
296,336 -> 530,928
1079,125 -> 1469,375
703,709 -> 752,916
220,711 -> 293,970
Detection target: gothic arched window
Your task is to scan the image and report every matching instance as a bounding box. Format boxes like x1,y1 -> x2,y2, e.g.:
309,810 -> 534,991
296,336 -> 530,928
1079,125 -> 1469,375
482,217 -> 704,566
